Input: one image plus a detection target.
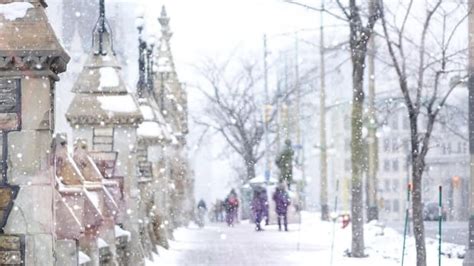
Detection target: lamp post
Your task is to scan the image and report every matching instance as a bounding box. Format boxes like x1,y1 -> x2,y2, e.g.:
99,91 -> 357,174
146,35 -> 156,95
136,15 -> 146,98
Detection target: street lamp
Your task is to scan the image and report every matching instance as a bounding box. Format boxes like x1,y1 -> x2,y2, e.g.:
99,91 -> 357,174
146,35 -> 156,95
136,14 -> 146,98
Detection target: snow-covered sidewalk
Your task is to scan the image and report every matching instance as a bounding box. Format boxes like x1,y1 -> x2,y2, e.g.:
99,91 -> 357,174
147,212 -> 464,265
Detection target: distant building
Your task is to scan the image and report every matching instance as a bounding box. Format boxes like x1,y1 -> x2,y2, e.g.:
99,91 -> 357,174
322,93 -> 469,222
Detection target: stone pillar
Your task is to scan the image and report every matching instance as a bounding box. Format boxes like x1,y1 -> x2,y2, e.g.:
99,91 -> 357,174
0,1 -> 69,265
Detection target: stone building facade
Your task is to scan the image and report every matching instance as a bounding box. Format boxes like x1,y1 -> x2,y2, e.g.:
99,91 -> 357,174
0,0 -> 193,264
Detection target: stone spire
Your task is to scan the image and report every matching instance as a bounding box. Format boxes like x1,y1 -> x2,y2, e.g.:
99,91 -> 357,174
154,5 -> 188,136
66,0 -> 142,126
156,6 -> 176,78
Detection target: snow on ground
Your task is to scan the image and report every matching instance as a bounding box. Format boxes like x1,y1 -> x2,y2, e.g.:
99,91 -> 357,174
146,212 -> 464,266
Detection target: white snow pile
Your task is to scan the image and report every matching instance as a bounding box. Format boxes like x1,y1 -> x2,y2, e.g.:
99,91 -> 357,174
78,251 -> 91,264
140,105 -> 155,120
97,238 -> 109,249
138,121 -> 164,138
99,67 -> 119,90
0,2 -> 33,21
283,212 -> 464,266
115,225 -> 131,241
97,95 -> 138,113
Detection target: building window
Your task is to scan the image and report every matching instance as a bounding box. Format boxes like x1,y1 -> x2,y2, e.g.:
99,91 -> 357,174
392,138 -> 399,152
93,127 -> 114,151
392,179 -> 399,192
383,160 -> 390,172
384,199 -> 391,212
383,139 -> 390,152
384,179 -> 390,192
393,200 -> 400,212
392,160 -> 399,172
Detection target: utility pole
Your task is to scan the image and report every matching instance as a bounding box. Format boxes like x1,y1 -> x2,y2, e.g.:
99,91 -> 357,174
295,32 -> 301,156
276,74 -> 282,152
366,6 -> 378,222
263,34 -> 271,184
319,0 -> 329,221
463,0 -> 474,265
284,54 -> 290,141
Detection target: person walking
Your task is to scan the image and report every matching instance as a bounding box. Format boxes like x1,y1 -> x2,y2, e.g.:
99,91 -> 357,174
225,189 -> 239,226
273,183 -> 291,231
251,186 -> 268,231
196,199 -> 207,228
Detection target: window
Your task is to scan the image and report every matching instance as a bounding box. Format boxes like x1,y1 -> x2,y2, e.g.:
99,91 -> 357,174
391,138 -> 398,152
446,142 -> 452,154
383,160 -> 390,172
393,199 -> 400,212
383,139 -> 390,152
384,199 -> 391,212
392,179 -> 399,192
384,179 -> 390,192
392,160 -> 399,172
93,127 -> 114,151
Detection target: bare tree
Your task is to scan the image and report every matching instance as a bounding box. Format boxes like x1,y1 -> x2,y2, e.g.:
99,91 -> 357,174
194,56 -> 304,183
380,1 -> 467,265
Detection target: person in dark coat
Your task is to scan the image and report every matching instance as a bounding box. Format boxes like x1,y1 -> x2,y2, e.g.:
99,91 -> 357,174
251,186 -> 268,231
273,183 -> 291,231
224,189 -> 239,226
196,199 -> 207,228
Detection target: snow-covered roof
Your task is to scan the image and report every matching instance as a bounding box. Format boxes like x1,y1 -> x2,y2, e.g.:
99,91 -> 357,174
78,251 -> 91,265
66,94 -> 143,126
98,238 -> 109,249
115,225 -> 131,241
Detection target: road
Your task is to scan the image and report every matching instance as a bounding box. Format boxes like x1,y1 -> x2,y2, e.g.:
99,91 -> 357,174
386,221 -> 467,246
153,221 -> 327,266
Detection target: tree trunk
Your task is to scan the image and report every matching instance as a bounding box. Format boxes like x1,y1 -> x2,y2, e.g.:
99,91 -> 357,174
245,157 -> 256,182
367,32 -> 378,222
412,158 -> 426,266
351,55 -> 366,258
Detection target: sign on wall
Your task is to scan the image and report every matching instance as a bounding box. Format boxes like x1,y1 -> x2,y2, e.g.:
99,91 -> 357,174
0,79 -> 21,131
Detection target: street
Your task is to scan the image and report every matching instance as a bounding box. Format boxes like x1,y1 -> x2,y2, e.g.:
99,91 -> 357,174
386,221 -> 467,246
152,221 -> 327,266
150,213 -> 464,266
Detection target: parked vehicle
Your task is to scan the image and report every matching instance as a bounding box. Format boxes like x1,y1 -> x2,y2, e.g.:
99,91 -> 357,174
423,202 -> 447,221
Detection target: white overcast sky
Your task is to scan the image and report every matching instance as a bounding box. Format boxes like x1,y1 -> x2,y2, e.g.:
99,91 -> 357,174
140,0 -> 322,81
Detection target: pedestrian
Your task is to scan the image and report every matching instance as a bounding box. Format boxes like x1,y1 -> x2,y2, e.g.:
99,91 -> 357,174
251,186 -> 268,231
196,199 -> 207,228
273,183 -> 291,231
224,189 -> 239,226
216,199 -> 225,222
